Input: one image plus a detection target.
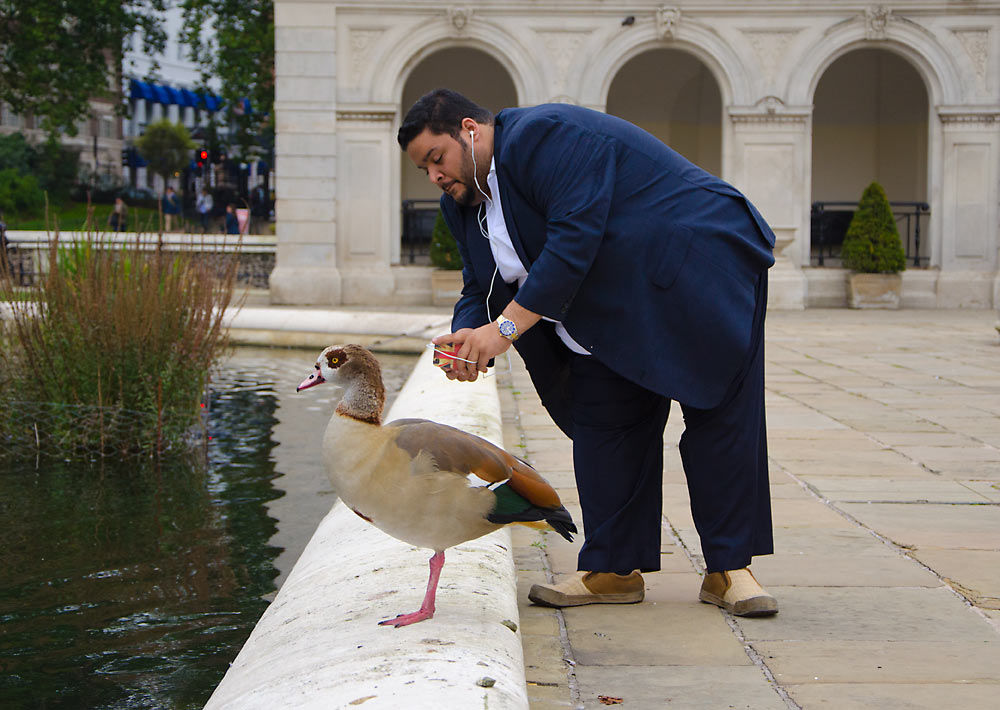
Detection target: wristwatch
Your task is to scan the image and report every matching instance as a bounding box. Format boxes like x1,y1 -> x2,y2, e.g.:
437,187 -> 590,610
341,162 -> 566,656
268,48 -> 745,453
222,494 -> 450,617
495,314 -> 520,341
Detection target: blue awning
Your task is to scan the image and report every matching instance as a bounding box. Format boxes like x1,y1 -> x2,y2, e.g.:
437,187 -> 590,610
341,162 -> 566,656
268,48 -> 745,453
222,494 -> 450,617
180,89 -> 198,107
165,87 -> 185,105
129,79 -> 154,101
151,84 -> 170,104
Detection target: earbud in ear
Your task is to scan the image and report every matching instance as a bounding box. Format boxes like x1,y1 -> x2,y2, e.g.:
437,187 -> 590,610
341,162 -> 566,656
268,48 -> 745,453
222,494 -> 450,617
469,130 -> 474,140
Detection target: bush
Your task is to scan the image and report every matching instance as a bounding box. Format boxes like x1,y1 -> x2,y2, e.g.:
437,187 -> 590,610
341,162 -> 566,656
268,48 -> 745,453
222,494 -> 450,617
0,231 -> 239,460
0,168 -> 45,218
0,133 -> 79,205
841,182 -> 906,273
429,210 -> 462,270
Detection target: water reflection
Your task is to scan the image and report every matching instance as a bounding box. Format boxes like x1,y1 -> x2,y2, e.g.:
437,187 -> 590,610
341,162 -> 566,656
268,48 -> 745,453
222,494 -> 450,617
0,346 -> 414,709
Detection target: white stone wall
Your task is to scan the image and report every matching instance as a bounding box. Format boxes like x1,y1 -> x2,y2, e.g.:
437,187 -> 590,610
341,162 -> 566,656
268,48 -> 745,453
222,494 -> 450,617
274,1 -> 1000,309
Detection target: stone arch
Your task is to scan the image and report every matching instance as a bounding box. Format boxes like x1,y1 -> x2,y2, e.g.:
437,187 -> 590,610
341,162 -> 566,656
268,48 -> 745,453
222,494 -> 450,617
580,23 -> 747,110
366,18 -> 543,107
786,19 -> 960,108
606,48 -> 723,175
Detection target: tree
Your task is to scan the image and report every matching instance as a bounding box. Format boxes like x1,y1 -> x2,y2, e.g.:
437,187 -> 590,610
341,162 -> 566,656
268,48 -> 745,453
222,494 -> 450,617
180,0 -> 274,162
0,1 -> 167,136
134,119 -> 195,186
841,181 -> 906,274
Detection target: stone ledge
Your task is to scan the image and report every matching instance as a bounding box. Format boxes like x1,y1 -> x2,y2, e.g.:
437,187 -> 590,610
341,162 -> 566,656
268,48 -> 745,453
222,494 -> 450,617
203,348 -> 528,710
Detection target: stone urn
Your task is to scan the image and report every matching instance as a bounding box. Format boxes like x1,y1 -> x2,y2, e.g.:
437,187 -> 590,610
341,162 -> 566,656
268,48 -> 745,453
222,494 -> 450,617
430,269 -> 464,307
847,272 -> 902,309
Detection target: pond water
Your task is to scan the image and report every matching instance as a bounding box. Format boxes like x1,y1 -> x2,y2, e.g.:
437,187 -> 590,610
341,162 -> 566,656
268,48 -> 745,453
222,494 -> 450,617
0,347 -> 416,710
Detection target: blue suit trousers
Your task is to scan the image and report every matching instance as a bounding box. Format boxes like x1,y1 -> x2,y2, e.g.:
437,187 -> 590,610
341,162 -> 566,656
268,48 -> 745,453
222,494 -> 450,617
571,274 -> 773,575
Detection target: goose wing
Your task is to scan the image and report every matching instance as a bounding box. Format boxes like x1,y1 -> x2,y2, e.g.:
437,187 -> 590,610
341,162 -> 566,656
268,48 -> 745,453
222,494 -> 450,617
385,418 -> 563,510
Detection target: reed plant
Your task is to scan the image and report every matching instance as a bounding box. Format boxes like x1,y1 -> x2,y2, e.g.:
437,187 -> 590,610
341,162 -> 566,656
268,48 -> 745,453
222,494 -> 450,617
0,225 -> 240,459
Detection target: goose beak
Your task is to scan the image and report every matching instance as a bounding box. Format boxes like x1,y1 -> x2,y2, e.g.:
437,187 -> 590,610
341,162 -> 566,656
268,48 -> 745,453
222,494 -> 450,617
297,368 -> 325,391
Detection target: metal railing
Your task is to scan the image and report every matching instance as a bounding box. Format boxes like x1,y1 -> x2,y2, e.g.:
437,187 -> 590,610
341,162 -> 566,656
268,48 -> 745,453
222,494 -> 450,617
810,201 -> 930,267
400,199 -> 440,265
2,230 -> 277,289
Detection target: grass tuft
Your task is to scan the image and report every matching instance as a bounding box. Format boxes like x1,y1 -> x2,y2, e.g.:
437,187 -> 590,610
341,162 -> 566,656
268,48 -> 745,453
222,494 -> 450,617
0,221 -> 240,460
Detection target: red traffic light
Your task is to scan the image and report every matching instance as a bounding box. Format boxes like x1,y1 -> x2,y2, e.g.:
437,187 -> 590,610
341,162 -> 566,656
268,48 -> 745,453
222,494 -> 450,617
199,150 -> 208,161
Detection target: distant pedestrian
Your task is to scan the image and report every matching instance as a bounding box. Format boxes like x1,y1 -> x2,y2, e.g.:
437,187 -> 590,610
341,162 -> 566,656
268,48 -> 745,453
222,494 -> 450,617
224,204 -> 240,235
196,188 -> 213,233
0,210 -> 8,274
108,197 -> 128,232
161,186 -> 180,232
250,183 -> 268,233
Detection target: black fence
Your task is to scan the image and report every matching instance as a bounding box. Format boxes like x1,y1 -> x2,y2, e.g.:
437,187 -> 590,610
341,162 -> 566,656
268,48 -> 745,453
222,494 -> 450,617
401,199 -> 440,265
811,201 -> 930,267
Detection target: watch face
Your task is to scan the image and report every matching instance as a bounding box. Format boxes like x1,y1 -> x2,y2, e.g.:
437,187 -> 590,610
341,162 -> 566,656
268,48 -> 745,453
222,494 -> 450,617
499,319 -> 516,337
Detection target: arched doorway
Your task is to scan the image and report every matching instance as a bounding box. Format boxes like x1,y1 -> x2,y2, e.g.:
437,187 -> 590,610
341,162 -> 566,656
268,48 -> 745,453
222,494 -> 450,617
606,49 -> 722,176
399,48 -> 517,264
811,49 -> 929,267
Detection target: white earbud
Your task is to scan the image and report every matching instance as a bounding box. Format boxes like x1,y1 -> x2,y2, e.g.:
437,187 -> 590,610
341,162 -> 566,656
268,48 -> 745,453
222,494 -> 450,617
469,129 -> 474,141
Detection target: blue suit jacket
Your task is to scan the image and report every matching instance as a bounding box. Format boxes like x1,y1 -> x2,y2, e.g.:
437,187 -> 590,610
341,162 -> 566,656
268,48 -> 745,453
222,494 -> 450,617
441,104 -> 774,418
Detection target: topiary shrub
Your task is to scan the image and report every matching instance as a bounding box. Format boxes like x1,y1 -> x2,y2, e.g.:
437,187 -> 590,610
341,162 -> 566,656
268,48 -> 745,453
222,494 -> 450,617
841,181 -> 906,273
429,210 -> 462,270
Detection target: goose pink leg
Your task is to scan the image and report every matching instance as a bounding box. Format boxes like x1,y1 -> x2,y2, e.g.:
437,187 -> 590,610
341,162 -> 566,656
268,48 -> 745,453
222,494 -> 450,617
380,550 -> 445,628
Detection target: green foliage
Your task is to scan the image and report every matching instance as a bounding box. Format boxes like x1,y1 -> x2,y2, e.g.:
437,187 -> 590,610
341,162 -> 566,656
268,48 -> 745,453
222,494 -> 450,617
429,210 -> 462,270
4,201 -> 161,232
181,0 -> 274,162
0,231 -> 239,459
0,168 -> 45,218
0,1 -> 167,136
0,133 -> 80,205
135,119 -> 196,183
841,182 -> 906,274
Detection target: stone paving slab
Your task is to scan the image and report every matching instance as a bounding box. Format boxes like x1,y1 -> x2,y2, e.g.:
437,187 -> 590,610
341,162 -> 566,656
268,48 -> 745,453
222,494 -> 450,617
754,639 -> 1000,684
838,502 -> 1000,549
574,666 -> 787,710
784,683 -> 1000,710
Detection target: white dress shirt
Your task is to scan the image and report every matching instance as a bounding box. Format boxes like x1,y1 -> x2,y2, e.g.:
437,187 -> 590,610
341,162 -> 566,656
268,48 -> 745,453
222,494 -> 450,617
482,158 -> 589,355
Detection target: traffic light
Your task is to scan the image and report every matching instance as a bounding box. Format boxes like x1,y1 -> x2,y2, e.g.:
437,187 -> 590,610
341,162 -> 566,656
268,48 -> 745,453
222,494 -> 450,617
198,149 -> 208,164
121,147 -> 130,166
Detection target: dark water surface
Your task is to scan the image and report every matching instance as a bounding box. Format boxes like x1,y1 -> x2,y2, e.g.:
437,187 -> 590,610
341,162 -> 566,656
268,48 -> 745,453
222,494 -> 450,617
0,347 -> 414,709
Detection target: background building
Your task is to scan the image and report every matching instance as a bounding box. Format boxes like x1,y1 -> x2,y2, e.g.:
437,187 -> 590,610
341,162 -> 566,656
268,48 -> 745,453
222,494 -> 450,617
273,1 -> 999,309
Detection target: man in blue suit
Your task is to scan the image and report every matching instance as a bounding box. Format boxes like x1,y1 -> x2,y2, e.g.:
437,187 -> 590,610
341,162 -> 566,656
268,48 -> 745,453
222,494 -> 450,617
399,89 -> 778,616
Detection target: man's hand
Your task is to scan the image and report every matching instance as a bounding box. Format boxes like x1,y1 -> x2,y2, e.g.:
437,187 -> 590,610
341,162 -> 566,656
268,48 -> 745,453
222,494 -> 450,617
432,324 -> 511,382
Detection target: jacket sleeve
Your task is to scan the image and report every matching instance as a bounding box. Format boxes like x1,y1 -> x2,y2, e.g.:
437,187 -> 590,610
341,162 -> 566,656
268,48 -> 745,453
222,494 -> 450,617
500,116 -> 616,320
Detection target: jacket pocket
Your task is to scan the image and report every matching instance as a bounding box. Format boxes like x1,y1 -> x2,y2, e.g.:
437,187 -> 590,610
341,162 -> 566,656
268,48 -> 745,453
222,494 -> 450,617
649,224 -> 694,290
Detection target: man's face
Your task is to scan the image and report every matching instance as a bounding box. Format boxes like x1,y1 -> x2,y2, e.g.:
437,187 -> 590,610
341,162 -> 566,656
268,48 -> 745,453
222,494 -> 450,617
406,127 -> 481,206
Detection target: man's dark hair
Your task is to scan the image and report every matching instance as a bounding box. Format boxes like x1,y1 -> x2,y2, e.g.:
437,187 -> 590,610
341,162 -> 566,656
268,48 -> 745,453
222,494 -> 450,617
398,88 -> 493,149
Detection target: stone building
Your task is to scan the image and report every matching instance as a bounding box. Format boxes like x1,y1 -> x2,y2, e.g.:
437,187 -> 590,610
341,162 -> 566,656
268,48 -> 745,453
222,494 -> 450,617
272,1 -> 1000,309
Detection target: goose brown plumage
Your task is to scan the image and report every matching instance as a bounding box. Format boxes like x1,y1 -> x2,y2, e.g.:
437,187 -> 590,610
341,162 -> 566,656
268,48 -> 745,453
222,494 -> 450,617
297,344 -> 576,627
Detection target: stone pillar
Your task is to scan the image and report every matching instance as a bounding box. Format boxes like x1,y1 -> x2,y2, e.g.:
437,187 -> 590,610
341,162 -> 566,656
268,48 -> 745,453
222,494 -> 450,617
727,102 -> 810,310
269,1 -> 341,305
333,108 -> 399,306
936,108 -> 1000,308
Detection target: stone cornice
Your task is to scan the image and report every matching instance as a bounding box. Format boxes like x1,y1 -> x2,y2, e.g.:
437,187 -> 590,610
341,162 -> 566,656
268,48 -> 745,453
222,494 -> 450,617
336,109 -> 396,122
937,106 -> 1000,125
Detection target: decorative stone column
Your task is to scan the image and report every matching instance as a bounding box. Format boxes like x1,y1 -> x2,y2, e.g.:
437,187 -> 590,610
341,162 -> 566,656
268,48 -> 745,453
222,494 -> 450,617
727,100 -> 811,310
936,107 -> 1000,308
270,1 -> 341,305
333,108 -> 399,306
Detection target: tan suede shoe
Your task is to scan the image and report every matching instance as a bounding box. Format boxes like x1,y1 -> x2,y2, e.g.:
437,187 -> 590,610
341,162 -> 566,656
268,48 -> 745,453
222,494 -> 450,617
528,571 -> 645,608
699,568 -> 778,617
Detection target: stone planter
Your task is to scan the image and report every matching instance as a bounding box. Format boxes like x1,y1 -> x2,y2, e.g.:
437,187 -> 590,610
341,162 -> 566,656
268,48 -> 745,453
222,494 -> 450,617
430,269 -> 464,307
847,272 -> 902,310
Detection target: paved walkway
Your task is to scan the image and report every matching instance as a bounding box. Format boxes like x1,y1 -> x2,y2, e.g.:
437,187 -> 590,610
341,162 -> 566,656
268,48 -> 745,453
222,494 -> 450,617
496,309 -> 1000,709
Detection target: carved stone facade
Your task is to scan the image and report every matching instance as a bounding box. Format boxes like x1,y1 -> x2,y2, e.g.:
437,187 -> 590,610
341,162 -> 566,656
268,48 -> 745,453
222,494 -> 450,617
273,1 -> 1000,309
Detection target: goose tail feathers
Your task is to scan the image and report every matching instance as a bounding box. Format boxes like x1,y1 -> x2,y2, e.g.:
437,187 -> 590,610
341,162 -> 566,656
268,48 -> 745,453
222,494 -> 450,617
487,483 -> 577,542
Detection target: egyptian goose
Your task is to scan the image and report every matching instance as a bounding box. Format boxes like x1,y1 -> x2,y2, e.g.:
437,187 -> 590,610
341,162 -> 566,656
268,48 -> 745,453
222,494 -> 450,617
297,344 -> 576,627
